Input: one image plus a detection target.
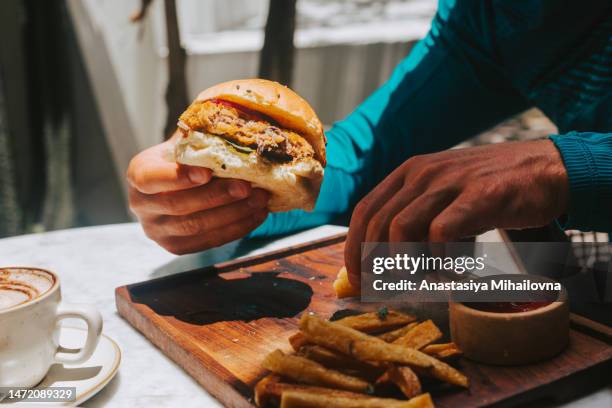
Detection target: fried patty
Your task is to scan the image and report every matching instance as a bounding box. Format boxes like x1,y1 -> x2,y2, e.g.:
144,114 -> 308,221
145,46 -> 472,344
179,100 -> 315,162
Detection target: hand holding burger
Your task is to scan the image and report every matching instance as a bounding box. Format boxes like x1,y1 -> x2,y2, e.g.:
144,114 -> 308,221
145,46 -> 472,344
128,79 -> 326,254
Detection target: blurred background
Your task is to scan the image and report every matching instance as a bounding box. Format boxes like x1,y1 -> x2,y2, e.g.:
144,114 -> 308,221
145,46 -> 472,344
0,0 -> 557,238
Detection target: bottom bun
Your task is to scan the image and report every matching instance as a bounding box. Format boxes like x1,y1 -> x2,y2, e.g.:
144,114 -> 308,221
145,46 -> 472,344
175,131 -> 324,212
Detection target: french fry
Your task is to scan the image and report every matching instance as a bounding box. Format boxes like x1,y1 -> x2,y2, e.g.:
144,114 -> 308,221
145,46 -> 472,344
291,309 -> 416,351
255,374 -> 282,407
298,345 -> 380,371
300,315 -> 469,388
299,315 -> 431,368
261,313 -> 468,408
377,323 -> 419,343
280,390 -> 435,408
392,320 -> 442,350
289,332 -> 309,351
413,359 -> 469,389
422,343 -> 463,361
298,345 -> 385,381
333,266 -> 360,298
335,309 -> 416,333
254,376 -> 372,407
377,366 -> 422,399
262,350 -> 373,393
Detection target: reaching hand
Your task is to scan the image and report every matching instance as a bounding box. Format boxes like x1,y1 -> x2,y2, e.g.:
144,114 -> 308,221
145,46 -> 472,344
344,139 -> 569,286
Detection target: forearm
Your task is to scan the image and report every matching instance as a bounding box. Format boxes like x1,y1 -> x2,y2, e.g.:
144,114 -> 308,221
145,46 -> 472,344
550,132 -> 612,231
253,2 -> 531,238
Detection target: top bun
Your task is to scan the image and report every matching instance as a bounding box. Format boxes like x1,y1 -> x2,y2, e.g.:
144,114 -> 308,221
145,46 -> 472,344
196,79 -> 326,166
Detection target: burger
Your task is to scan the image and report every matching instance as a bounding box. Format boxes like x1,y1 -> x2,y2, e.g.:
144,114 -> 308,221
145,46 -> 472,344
174,79 -> 326,212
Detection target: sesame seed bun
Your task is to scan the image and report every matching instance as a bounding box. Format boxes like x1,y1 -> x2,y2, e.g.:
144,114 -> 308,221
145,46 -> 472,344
196,79 -> 326,166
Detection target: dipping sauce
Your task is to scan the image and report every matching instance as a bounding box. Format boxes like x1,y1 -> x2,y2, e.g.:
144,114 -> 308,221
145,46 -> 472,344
465,301 -> 553,313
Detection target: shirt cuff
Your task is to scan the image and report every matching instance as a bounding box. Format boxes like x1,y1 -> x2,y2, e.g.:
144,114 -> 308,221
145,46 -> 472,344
549,132 -> 611,231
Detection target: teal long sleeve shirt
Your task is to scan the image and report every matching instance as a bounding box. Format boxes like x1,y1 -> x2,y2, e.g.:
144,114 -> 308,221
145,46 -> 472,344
252,0 -> 612,238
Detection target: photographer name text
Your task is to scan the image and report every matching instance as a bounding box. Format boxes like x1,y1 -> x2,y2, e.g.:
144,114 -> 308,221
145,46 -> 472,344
372,278 -> 561,292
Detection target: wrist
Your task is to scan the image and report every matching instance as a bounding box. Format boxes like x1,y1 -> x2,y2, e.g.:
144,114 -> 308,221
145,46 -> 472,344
538,139 -> 570,218
548,132 -> 605,230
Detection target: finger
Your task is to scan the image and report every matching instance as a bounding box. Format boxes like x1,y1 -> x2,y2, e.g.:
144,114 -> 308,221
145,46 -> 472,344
389,189 -> 458,242
345,171 -> 405,287
364,159 -> 445,243
127,141 -> 213,194
159,210 -> 269,255
129,178 -> 252,216
428,195 -> 494,242
153,189 -> 270,237
364,185 -> 423,243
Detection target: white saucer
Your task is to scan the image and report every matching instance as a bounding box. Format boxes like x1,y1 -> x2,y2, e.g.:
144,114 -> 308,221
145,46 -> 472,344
1,327 -> 121,406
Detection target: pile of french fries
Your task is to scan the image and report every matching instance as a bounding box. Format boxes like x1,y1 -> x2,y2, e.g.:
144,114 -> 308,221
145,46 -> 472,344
255,309 -> 468,408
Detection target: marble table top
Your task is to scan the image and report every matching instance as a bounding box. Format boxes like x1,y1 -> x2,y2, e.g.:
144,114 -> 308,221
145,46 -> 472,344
0,223 -> 609,407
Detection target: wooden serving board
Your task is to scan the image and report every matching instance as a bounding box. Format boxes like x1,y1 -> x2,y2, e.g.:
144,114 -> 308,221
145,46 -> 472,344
116,234 -> 612,408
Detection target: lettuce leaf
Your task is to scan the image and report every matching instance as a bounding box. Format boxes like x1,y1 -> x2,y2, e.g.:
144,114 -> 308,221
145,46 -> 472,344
224,139 -> 255,154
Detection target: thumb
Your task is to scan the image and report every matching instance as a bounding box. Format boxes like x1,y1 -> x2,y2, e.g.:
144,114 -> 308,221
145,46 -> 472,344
127,141 -> 212,194
185,165 -> 213,185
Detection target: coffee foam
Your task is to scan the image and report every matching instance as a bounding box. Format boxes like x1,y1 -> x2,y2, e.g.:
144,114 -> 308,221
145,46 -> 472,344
0,268 -> 54,311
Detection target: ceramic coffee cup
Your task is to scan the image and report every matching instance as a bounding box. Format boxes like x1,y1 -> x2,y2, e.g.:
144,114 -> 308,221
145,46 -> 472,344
0,267 -> 103,388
